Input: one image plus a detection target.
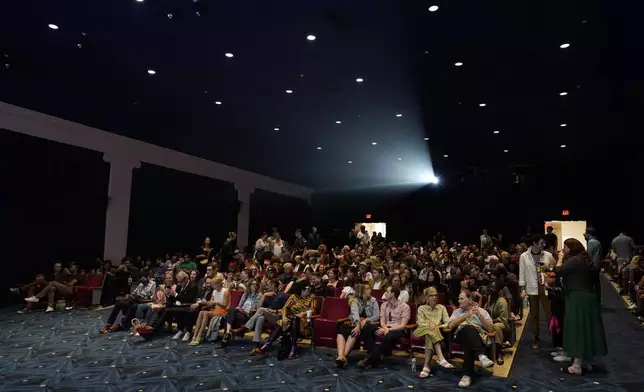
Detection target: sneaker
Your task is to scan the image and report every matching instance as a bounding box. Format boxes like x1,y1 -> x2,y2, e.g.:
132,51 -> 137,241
554,354 -> 572,362
478,354 -> 494,368
45,306 -> 55,313
628,304 -> 637,310
531,341 -> 540,350
182,332 -> 191,342
551,350 -> 564,357
24,296 -> 39,303
172,331 -> 185,340
65,306 -> 74,311
17,308 -> 30,314
458,375 -> 471,388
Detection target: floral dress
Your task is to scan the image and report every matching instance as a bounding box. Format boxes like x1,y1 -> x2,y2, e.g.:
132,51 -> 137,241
277,294 -> 317,337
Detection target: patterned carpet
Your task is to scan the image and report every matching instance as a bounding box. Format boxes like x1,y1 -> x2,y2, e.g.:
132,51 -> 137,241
0,277 -> 641,392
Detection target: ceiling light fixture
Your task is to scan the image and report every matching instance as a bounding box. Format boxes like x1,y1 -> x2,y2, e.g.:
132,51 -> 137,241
443,154 -> 449,158
560,123 -> 567,127
285,89 -> 293,94
560,92 -> 568,96
136,0 -> 144,2
560,144 -> 567,148
274,127 -> 279,131
48,24 -> 59,30
215,101 -> 222,105
428,5 -> 439,12
371,142 -> 377,146
348,160 -> 352,164
479,103 -> 486,107
454,62 -> 463,67
493,130 -> 500,134
147,69 -> 156,75
560,43 -> 570,49
504,149 -> 509,153
335,120 -> 341,124
356,78 -> 364,83
306,34 -> 316,41
225,52 -> 234,58
397,157 -> 402,161
396,113 -> 403,117
424,137 -> 429,141
317,146 -> 322,150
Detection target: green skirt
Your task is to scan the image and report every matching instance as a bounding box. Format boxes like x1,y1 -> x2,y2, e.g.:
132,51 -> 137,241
563,290 -> 607,358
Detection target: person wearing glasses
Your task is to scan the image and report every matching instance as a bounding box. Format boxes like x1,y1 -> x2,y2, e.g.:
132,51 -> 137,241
221,278 -> 262,346
413,287 -> 454,378
357,286 -> 410,370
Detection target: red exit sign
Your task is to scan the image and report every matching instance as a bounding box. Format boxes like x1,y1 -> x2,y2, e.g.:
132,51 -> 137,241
365,214 -> 372,219
562,210 -> 570,216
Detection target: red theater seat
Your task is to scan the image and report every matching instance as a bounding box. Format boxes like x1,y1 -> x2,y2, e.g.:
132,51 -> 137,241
373,302 -> 417,358
73,274 -> 105,307
313,297 -> 350,348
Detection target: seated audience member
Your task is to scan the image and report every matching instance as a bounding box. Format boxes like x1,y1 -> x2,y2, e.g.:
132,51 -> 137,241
171,277 -> 214,341
486,280 -> 511,365
309,272 -> 331,297
100,272 -> 157,333
335,284 -> 379,368
448,290 -> 495,388
231,279 -> 287,350
221,278 -> 262,346
340,277 -> 357,299
253,282 -> 316,358
13,272 -> 48,313
100,264 -> 131,306
24,262 -> 77,312
189,277 -> 230,345
381,273 -> 410,302
132,275 -> 161,326
413,287 -> 454,378
368,267 -> 387,290
326,268 -> 340,288
357,287 -> 410,370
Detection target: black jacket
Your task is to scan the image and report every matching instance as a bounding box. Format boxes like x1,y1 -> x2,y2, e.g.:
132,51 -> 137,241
170,282 -> 199,304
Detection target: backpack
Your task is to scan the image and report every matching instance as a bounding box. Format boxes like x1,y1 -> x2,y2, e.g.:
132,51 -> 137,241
276,332 -> 293,361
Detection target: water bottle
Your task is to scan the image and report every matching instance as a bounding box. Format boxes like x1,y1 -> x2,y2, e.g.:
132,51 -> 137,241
306,310 -> 312,323
411,357 -> 417,373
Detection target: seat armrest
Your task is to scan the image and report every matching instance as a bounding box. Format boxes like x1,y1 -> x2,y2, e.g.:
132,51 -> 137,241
336,317 -> 350,323
441,327 -> 452,333
310,315 -> 320,319
487,331 -> 496,337
405,324 -> 417,329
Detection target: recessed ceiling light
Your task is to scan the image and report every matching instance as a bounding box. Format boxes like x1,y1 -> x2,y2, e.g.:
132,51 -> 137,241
136,0 -> 144,2
48,24 -> 59,30
215,101 -> 222,105
348,160 -> 352,164
560,123 -> 567,127
479,103 -> 486,107
225,52 -> 234,58
424,137 -> 429,141
285,89 -> 293,94
396,113 -> 403,118
493,130 -> 500,134
274,127 -> 279,131
371,142 -> 377,146
306,34 -> 316,41
443,154 -> 449,158
356,78 -> 364,83
335,120 -> 341,124
504,149 -> 509,153
397,157 -> 402,161
454,62 -> 463,67
317,146 -> 322,150
560,92 -> 568,96
560,144 -> 567,148
428,5 -> 439,12
147,69 -> 156,75
560,43 -> 570,49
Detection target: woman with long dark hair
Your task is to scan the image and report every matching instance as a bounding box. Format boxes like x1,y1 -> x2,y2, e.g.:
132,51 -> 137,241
557,238 -> 607,375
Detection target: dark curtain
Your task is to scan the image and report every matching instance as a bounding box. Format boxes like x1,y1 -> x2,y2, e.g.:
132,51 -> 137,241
127,164 -> 238,258
249,189 -> 312,246
0,129 -> 109,306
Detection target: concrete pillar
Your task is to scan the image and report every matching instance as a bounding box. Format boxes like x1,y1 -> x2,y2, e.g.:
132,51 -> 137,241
103,154 -> 140,264
235,184 -> 254,249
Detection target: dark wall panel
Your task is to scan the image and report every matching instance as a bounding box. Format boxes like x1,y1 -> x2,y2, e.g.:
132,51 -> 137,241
127,164 -> 238,258
249,189 -> 312,247
0,129 -> 109,302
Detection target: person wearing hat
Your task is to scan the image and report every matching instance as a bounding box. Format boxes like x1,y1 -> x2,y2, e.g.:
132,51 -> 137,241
413,287 -> 454,378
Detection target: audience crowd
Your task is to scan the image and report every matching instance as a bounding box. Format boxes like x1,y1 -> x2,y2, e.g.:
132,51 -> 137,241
11,225 -> 639,388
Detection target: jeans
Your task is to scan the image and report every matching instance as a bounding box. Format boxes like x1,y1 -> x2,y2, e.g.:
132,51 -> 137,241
362,328 -> 405,366
455,325 -> 486,376
244,308 -> 279,342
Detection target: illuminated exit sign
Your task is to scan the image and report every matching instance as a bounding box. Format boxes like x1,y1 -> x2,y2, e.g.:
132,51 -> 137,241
562,210 -> 570,216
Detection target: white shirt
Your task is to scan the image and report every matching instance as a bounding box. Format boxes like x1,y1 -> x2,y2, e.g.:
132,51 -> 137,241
372,280 -> 383,290
381,289 -> 410,303
518,248 -> 555,295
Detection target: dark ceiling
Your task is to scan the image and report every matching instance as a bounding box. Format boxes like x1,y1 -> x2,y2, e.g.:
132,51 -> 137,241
0,1 -> 639,190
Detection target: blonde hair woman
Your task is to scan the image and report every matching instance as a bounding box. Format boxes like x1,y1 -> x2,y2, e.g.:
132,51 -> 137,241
413,287 -> 454,378
334,284 -> 379,368
189,277 -> 230,345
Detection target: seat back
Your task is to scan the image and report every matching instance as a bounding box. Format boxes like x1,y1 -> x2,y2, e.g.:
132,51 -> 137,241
370,289 -> 384,300
229,290 -> 243,308
437,292 -> 446,305
407,302 -> 417,325
85,274 -> 104,288
314,296 -> 324,315
446,304 -> 456,316
320,297 -> 349,320
333,286 -> 343,297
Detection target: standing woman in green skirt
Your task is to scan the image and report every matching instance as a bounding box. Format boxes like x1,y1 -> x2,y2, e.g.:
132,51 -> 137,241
557,238 -> 607,375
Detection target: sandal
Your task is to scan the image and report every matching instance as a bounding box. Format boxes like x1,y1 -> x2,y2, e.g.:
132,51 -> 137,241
188,339 -> 201,346
561,366 -> 583,376
437,359 -> 455,369
418,367 -> 431,379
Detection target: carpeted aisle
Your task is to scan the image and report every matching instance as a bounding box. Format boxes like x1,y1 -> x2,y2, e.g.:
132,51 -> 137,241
511,274 -> 644,391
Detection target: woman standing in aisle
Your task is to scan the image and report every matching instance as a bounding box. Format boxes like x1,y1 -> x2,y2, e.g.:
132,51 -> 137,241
557,238 -> 607,375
